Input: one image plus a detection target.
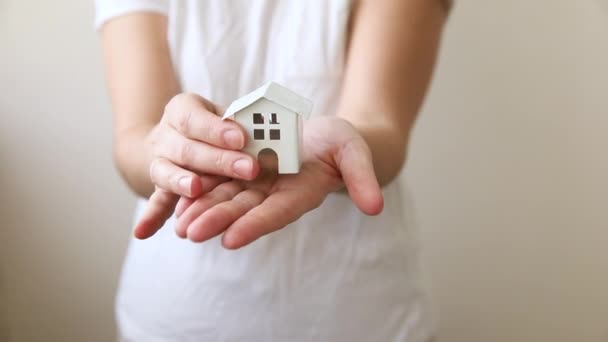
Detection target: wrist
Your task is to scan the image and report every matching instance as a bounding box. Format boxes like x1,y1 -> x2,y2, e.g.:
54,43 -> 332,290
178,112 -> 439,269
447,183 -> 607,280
114,124 -> 158,197
343,118 -> 410,186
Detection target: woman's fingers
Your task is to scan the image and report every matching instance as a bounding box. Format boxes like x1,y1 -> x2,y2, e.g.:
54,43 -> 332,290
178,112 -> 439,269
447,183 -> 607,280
221,189 -> 323,249
150,158 -> 229,199
165,93 -> 247,150
133,188 -> 179,239
174,181 -> 243,239
135,93 -> 259,241
173,175 -> 229,219
156,128 -> 259,180
149,157 -> 203,197
175,196 -> 194,219
135,173 -> 227,240
336,137 -> 384,215
187,189 -> 266,243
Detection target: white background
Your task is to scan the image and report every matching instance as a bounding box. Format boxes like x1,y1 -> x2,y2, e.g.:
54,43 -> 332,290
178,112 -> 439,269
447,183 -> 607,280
1,1 -> 607,341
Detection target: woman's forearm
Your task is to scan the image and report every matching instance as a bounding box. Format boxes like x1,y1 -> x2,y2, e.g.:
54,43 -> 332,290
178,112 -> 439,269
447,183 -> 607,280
100,13 -> 179,198
338,0 -> 449,186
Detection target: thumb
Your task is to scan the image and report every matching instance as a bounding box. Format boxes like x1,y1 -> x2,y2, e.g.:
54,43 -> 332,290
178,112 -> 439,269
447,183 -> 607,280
133,188 -> 179,239
336,137 -> 384,215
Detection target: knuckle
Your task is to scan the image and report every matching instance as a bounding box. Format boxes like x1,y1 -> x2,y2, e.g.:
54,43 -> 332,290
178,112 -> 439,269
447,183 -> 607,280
181,92 -> 200,102
149,158 -> 163,184
233,194 -> 257,210
208,122 -> 223,143
164,93 -> 185,113
177,110 -> 194,134
164,93 -> 199,122
179,141 -> 195,166
148,130 -> 162,153
214,150 -> 230,174
163,100 -> 175,115
198,120 -> 215,143
201,112 -> 223,141
169,171 -> 183,190
214,182 -> 239,201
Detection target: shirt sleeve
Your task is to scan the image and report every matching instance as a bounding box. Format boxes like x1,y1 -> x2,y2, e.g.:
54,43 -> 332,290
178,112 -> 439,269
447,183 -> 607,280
94,0 -> 169,30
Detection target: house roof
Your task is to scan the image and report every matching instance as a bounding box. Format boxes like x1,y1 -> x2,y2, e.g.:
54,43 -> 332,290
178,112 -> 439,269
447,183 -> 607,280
222,81 -> 313,120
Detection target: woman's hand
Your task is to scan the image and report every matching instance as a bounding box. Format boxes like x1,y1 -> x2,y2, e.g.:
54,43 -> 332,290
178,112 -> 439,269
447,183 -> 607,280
134,93 -> 261,238
169,116 -> 384,249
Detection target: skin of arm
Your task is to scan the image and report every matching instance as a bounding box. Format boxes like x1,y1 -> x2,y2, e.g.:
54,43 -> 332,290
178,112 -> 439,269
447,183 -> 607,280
337,0 -> 449,185
101,13 -> 179,197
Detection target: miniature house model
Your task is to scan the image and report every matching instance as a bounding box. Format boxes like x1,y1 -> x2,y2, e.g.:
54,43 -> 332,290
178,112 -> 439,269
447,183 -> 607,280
223,82 -> 313,174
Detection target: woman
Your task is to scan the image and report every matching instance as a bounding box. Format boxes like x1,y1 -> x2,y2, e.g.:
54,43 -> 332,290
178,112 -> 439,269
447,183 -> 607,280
96,0 -> 451,340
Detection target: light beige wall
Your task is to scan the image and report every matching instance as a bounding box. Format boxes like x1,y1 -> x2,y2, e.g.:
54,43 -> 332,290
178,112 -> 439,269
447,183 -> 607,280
0,1 -> 606,342
0,2 -> 134,341
407,1 -> 608,341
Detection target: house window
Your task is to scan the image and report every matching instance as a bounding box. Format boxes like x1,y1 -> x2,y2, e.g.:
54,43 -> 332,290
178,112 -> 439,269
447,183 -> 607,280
270,113 -> 279,124
269,129 -> 280,140
253,113 -> 264,124
254,129 -> 265,140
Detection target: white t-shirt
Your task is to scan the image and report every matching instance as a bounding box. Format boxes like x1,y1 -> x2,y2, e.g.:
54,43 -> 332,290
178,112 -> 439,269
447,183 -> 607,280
95,1 -> 434,341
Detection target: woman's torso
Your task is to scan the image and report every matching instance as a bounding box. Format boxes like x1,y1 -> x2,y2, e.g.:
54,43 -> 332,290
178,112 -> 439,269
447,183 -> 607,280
116,1 -> 433,341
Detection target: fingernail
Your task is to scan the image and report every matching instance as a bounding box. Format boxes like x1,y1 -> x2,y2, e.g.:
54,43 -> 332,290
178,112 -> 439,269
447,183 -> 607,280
232,159 -> 252,178
224,129 -> 244,149
178,176 -> 191,195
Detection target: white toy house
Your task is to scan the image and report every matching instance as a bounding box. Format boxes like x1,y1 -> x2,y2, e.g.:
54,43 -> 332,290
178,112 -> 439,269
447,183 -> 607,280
223,82 -> 313,174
